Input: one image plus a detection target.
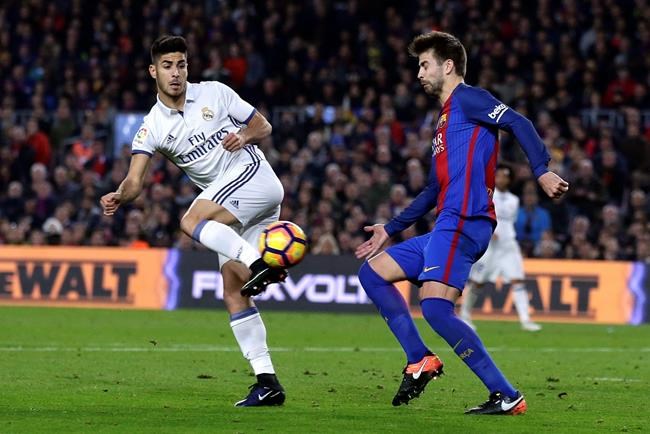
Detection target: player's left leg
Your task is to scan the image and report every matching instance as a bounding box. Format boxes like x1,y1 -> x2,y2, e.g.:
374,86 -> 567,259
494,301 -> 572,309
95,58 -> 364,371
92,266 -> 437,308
418,215 -> 526,415
502,241 -> 541,331
511,279 -> 541,331
221,261 -> 286,407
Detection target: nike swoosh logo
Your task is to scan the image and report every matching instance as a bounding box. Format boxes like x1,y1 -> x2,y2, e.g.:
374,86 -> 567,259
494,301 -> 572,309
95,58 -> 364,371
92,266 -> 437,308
423,266 -> 440,272
500,395 -> 523,412
411,359 -> 429,380
258,390 -> 274,400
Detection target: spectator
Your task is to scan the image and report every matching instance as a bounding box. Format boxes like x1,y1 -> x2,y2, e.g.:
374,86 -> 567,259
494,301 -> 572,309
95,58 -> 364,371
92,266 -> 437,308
515,183 -> 552,257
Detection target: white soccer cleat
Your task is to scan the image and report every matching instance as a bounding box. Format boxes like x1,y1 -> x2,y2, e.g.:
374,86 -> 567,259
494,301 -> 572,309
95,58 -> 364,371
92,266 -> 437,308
521,321 -> 542,332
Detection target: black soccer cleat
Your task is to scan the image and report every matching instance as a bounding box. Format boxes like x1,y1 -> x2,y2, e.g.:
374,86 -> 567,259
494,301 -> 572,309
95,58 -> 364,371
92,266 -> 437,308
234,383 -> 286,407
392,353 -> 444,406
465,391 -> 527,415
240,258 -> 288,297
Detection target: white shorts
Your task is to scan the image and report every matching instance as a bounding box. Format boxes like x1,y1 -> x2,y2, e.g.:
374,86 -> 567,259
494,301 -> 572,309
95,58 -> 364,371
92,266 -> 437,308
195,159 -> 284,269
469,238 -> 524,283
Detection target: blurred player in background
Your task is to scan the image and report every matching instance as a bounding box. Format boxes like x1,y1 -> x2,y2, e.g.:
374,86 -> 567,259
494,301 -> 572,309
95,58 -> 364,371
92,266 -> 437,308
460,164 -> 542,332
356,31 -> 568,414
100,35 -> 287,407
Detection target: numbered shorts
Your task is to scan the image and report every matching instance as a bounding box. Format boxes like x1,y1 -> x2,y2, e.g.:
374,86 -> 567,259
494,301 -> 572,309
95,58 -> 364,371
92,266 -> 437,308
469,238 -> 525,283
385,213 -> 494,291
196,159 -> 284,269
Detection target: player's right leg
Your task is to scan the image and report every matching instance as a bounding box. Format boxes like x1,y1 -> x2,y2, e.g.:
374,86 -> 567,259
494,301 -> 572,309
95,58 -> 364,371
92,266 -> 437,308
220,260 -> 285,407
181,160 -> 287,296
358,239 -> 444,406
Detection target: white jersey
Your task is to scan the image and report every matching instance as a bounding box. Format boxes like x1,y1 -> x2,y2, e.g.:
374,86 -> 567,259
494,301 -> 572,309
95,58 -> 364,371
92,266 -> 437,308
492,189 -> 519,242
131,81 -> 265,190
469,188 -> 524,283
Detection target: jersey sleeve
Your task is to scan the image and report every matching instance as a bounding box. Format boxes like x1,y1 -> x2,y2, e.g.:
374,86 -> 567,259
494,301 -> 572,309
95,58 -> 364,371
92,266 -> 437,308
384,184 -> 439,237
211,81 -> 256,126
131,123 -> 156,157
456,87 -> 550,179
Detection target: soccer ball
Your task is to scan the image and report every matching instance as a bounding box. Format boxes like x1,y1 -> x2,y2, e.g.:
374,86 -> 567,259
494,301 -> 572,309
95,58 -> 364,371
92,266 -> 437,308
258,221 -> 307,268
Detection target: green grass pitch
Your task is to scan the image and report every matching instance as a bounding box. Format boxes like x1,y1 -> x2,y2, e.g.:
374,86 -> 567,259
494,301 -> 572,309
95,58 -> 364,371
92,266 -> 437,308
0,307 -> 647,433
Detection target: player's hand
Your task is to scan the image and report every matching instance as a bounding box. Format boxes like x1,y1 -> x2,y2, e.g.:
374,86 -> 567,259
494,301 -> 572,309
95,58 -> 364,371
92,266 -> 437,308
355,224 -> 389,260
222,132 -> 246,152
100,192 -> 122,216
538,171 -> 569,199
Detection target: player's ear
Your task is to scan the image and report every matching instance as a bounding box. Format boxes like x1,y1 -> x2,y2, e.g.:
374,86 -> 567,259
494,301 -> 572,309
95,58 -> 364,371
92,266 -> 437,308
149,64 -> 157,79
444,59 -> 454,75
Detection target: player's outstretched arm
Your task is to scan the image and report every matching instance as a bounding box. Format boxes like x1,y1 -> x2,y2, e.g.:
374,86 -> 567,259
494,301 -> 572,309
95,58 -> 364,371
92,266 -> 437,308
100,153 -> 151,216
355,224 -> 390,260
537,171 -> 569,199
222,111 -> 272,152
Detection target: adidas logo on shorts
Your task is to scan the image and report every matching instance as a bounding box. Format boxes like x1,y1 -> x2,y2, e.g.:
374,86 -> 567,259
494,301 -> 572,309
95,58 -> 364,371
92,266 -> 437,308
166,134 -> 175,144
229,199 -> 239,209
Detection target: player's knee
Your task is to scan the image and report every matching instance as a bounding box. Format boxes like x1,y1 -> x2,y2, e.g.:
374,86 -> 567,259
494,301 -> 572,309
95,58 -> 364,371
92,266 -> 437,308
358,261 -> 380,287
180,213 -> 200,237
420,298 -> 455,329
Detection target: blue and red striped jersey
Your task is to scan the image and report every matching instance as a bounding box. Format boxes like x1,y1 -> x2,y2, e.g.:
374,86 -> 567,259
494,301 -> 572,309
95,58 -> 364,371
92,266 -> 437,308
385,83 -> 550,236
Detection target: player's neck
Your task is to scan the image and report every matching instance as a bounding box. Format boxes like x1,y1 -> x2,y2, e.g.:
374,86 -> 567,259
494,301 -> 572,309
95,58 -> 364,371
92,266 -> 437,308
157,90 -> 186,111
438,78 -> 464,106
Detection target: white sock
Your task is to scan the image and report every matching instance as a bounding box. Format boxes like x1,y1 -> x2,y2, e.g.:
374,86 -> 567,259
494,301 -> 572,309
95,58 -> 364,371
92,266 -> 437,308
194,220 -> 259,267
230,308 -> 275,375
512,283 -> 532,323
460,282 -> 478,320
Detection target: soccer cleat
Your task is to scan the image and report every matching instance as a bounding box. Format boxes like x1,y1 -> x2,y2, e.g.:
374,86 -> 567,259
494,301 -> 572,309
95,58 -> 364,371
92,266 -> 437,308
465,391 -> 527,415
234,383 -> 286,407
240,258 -> 288,297
392,353 -> 444,406
521,321 -> 542,332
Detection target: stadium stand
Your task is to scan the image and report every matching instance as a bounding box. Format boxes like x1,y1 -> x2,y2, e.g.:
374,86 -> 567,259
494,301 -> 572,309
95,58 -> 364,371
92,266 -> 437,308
0,0 -> 648,260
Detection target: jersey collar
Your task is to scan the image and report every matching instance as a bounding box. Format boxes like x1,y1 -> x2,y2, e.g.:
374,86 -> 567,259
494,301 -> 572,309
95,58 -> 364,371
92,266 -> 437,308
156,82 -> 197,115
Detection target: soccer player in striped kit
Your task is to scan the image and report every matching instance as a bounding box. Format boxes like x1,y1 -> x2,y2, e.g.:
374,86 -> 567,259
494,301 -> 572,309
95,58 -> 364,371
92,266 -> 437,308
356,31 -> 568,414
100,35 -> 286,407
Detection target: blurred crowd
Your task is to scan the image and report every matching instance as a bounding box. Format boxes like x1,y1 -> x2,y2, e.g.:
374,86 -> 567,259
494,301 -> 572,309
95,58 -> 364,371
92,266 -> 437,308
0,0 -> 649,261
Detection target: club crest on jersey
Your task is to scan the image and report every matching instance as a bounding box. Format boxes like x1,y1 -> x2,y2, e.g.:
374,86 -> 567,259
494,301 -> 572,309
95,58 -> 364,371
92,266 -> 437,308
436,113 -> 447,130
202,107 -> 214,121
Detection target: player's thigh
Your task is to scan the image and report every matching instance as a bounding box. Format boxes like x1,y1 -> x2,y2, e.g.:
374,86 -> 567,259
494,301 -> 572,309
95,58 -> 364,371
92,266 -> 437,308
199,160 -> 284,228
419,214 -> 493,294
377,233 -> 430,282
181,198 -> 238,233
217,201 -> 281,272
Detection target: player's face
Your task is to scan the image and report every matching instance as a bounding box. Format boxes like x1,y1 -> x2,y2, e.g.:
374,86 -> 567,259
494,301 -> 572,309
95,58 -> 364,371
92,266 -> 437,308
495,168 -> 511,191
149,52 -> 188,99
417,51 -> 445,96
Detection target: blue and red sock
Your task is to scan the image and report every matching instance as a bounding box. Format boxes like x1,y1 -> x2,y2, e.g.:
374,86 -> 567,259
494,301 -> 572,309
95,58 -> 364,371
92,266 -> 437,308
358,262 -> 429,364
421,297 -> 518,398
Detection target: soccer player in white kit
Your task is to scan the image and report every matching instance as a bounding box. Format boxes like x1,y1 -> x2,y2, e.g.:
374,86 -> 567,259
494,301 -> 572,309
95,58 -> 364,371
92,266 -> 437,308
100,35 -> 287,406
460,164 -> 542,332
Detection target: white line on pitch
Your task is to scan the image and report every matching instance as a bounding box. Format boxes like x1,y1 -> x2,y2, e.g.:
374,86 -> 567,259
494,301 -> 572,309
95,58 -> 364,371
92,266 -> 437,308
0,346 -> 649,353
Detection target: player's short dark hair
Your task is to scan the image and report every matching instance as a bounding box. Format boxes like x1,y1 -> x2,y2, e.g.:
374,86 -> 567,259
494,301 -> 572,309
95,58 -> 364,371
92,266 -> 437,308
408,31 -> 467,77
150,35 -> 188,63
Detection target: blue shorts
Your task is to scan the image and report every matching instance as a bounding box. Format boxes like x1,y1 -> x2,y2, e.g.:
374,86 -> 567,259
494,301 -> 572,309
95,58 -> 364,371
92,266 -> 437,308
385,213 -> 494,291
